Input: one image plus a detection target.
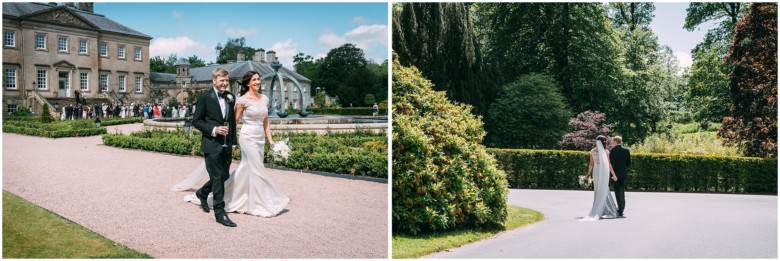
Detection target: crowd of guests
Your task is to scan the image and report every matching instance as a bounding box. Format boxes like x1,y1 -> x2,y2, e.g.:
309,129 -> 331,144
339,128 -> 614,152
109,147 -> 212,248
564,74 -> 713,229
58,100 -> 195,121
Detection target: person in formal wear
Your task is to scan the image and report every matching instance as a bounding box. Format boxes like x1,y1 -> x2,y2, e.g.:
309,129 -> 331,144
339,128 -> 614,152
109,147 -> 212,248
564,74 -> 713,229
582,135 -> 619,221
610,136 -> 631,218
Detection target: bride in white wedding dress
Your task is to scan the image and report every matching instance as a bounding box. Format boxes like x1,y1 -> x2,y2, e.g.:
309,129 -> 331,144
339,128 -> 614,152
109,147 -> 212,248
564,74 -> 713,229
179,70 -> 290,217
582,135 -> 619,221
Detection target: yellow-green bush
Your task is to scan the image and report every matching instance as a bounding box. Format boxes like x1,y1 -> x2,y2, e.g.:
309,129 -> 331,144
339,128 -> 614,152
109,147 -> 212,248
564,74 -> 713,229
490,148 -> 777,194
392,59 -> 508,235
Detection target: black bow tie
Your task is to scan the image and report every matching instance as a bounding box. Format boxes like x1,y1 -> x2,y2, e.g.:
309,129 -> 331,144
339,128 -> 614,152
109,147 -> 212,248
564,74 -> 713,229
219,92 -> 227,99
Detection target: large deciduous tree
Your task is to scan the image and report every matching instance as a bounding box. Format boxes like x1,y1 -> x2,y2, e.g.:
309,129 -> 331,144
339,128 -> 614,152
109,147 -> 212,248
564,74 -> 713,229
215,37 -> 255,64
719,3 -> 778,158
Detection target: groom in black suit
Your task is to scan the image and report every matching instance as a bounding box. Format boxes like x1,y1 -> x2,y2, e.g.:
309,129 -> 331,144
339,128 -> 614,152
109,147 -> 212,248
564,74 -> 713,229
610,136 -> 631,218
192,67 -> 238,227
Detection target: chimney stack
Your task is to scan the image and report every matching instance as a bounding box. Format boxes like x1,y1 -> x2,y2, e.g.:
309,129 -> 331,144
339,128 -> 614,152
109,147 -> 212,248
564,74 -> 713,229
266,50 -> 276,64
254,49 -> 265,62
76,3 -> 94,13
237,51 -> 245,62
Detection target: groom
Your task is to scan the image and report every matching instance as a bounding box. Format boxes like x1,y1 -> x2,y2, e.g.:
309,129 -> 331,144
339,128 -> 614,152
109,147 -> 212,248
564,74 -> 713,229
192,67 -> 238,227
609,136 -> 631,218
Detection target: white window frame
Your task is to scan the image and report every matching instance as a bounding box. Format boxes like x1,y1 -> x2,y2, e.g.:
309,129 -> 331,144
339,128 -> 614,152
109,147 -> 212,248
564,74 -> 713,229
117,45 -> 125,59
37,69 -> 47,90
99,74 -> 108,91
80,72 -> 88,91
79,39 -> 88,54
118,75 -> 126,92
4,31 -> 15,47
5,68 -> 17,90
135,75 -> 142,93
99,42 -> 107,57
134,47 -> 142,61
35,33 -> 46,50
58,36 -> 68,52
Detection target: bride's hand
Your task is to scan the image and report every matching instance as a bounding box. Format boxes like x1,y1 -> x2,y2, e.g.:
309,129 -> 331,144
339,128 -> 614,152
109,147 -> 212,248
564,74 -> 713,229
611,175 -> 618,181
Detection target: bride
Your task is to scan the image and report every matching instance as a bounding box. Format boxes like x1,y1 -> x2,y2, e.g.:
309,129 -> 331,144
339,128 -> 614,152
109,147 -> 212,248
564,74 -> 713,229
582,135 -> 619,221
178,70 -> 290,217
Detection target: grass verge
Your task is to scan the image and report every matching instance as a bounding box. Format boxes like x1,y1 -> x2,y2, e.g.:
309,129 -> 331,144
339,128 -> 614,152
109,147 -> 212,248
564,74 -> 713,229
392,206 -> 544,259
2,191 -> 152,258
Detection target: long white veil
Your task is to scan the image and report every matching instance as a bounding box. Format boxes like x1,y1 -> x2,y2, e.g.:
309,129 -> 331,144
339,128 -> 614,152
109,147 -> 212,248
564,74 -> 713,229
582,140 -> 618,221
170,162 -> 208,192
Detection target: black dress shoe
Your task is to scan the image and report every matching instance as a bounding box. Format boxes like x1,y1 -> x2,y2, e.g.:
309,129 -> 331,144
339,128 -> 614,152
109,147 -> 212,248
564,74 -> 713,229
617,214 -> 626,218
195,192 -> 210,213
216,215 -> 237,227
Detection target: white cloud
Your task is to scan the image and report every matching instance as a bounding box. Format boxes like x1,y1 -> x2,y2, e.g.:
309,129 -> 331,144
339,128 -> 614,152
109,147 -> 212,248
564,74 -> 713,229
352,16 -> 368,24
150,36 -> 215,63
225,28 -> 258,38
318,24 -> 388,58
268,39 -> 299,67
172,10 -> 183,20
674,51 -> 694,69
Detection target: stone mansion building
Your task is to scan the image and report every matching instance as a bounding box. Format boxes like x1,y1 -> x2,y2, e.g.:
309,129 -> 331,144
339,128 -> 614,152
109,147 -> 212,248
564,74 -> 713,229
2,2 -> 151,116
150,50 -> 313,110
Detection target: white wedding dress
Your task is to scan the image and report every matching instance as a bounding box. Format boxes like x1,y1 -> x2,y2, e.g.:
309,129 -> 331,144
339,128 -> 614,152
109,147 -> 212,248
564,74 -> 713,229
582,140 -> 618,221
181,94 -> 290,217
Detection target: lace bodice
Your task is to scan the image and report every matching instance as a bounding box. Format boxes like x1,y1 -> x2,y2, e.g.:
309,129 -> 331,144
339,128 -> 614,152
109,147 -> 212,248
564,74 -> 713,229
590,148 -> 610,165
237,94 -> 269,126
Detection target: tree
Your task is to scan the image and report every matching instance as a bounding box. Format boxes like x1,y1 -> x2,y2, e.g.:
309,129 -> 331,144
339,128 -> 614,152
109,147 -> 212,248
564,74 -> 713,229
719,3 -> 778,158
317,43 -> 372,106
215,37 -> 255,64
187,55 -> 206,68
40,104 -> 53,123
684,3 -> 748,57
393,57 -> 507,234
560,111 -> 614,151
364,94 -> 376,105
485,74 -> 572,149
313,91 -> 326,108
150,54 -> 177,73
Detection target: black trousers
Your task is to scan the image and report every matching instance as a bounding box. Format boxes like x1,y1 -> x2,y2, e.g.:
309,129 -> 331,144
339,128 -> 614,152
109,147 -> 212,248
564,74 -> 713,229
197,149 -> 231,217
613,178 -> 626,215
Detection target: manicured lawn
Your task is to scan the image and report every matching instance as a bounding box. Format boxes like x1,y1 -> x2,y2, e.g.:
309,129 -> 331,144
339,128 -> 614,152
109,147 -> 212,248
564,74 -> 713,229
2,191 -> 152,258
392,206 -> 544,259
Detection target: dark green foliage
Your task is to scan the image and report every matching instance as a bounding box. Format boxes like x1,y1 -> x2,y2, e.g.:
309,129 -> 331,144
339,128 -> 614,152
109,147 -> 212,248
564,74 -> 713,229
309,107 -> 387,116
393,3 -> 499,115
215,37 -> 255,65
9,107 -> 31,117
40,104 -> 54,123
102,129 -> 387,178
491,148 -> 777,194
485,74 -> 571,149
364,94 -> 376,105
313,91 -> 327,108
719,3 -> 778,158
393,59 -> 508,235
2,117 -> 115,138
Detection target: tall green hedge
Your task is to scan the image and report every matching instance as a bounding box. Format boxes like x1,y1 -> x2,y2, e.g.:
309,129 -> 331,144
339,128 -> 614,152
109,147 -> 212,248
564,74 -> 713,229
393,59 -> 508,235
489,148 -> 777,194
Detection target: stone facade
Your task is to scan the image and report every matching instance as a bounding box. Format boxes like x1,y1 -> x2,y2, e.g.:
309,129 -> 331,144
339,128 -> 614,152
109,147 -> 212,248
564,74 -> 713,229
2,2 -> 151,115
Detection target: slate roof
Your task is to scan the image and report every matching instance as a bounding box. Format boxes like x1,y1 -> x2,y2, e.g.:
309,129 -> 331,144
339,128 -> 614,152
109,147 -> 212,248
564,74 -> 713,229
150,60 -> 311,83
3,2 -> 151,39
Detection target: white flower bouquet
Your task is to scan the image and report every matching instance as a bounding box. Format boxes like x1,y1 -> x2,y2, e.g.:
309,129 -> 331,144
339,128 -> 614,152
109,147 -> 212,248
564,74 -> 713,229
271,139 -> 291,162
578,175 -> 593,188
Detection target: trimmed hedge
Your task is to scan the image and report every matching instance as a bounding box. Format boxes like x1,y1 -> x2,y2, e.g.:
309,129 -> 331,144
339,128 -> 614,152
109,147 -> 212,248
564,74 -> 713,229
489,148 -> 777,194
310,107 -> 388,116
3,118 -> 108,138
103,129 -> 388,178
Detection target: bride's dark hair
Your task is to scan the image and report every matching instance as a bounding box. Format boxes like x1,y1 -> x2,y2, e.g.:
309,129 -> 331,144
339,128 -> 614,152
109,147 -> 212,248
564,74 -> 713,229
239,70 -> 260,96
596,135 -> 609,148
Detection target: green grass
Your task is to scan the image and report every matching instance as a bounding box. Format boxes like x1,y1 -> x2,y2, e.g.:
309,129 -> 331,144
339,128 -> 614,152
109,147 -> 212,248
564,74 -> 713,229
632,131 -> 739,156
392,206 -> 544,259
2,191 -> 152,258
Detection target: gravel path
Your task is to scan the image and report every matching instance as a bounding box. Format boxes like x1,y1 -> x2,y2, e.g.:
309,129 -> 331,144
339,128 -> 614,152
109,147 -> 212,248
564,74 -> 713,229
427,189 -> 777,258
3,123 -> 388,258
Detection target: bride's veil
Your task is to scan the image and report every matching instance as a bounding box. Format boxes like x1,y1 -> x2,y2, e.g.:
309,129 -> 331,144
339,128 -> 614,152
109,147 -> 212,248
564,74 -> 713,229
596,140 -> 609,179
170,162 -> 208,191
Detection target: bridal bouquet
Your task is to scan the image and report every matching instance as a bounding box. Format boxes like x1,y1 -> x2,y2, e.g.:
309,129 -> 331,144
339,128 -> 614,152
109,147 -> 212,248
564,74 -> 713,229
271,139 -> 291,162
578,175 -> 593,188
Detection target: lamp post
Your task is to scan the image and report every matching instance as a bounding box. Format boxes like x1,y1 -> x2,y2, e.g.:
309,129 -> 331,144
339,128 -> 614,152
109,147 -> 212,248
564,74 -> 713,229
94,117 -> 101,128
183,120 -> 193,134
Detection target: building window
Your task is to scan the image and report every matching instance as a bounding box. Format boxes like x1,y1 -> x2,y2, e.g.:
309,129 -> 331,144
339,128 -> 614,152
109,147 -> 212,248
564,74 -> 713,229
58,36 -> 68,52
4,31 -> 15,47
99,74 -> 108,91
36,34 -> 46,50
99,42 -> 107,57
135,75 -> 142,92
118,75 -> 126,92
80,72 -> 88,90
5,68 -> 17,89
37,70 -> 47,90
134,47 -> 141,61
7,104 -> 17,114
118,45 -> 125,59
79,39 -> 87,54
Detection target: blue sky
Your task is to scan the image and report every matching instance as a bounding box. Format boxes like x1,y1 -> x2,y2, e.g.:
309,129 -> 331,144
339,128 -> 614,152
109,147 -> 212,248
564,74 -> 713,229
650,2 -> 721,69
95,3 -> 389,67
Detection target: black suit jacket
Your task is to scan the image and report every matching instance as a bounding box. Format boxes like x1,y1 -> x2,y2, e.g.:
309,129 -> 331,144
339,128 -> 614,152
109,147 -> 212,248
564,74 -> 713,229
609,145 -> 631,180
192,88 -> 237,154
